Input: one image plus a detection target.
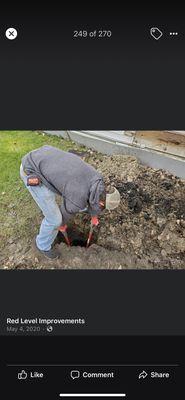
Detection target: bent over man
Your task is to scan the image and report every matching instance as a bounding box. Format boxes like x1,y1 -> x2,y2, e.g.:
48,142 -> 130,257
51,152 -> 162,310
20,145 -> 119,260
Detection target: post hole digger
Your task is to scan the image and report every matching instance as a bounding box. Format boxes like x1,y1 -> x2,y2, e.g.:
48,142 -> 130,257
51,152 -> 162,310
86,216 -> 99,248
58,225 -> 71,246
58,216 -> 99,248
58,187 -> 121,248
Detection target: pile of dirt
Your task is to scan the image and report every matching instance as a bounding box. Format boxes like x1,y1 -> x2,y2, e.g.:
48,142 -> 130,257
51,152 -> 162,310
2,152 -> 185,269
72,153 -> 185,268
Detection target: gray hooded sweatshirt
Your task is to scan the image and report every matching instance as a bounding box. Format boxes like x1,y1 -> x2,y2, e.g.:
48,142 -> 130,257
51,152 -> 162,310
22,145 -> 105,224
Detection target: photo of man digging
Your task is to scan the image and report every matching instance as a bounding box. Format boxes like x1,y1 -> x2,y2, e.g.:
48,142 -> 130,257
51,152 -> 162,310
1,131 -> 185,270
20,145 -> 120,260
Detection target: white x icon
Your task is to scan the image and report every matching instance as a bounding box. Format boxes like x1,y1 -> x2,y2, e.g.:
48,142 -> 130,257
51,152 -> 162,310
5,27 -> 18,40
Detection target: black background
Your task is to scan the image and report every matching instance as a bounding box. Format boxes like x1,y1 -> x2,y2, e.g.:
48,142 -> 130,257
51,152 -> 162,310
0,270 -> 185,335
1,335 -> 183,399
0,2 -> 185,128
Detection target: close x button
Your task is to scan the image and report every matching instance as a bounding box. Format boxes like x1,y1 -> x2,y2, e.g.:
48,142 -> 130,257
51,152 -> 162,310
5,27 -> 18,40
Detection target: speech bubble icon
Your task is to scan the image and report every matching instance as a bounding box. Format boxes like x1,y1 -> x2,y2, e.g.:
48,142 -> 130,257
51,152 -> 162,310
70,370 -> 80,379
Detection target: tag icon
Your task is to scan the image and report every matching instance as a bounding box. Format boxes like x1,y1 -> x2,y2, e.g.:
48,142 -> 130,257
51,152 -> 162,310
150,27 -> 163,40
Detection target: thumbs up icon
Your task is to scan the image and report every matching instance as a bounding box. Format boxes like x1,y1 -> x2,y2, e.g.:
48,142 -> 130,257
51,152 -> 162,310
18,370 -> 28,380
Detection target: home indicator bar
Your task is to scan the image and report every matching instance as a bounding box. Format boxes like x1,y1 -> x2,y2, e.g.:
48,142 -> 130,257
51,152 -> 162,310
59,395 -> 126,398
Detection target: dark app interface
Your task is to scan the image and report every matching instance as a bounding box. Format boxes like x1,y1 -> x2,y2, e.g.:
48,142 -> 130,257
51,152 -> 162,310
3,336 -> 183,399
0,3 -> 185,400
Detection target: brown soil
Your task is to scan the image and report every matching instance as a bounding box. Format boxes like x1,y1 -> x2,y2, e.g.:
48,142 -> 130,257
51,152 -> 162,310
1,151 -> 185,269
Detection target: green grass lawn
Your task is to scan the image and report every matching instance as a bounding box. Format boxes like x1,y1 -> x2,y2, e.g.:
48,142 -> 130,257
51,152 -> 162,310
0,131 -> 85,250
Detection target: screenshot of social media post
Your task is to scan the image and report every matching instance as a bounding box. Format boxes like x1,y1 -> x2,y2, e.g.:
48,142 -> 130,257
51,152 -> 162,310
0,130 -> 185,270
1,3 -> 185,399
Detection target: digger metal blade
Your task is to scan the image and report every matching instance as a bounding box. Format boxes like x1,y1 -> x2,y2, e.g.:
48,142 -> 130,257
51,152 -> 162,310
62,231 -> 71,246
86,226 -> 94,248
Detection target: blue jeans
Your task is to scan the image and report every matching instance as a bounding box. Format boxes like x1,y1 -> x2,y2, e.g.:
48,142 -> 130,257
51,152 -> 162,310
20,164 -> 62,251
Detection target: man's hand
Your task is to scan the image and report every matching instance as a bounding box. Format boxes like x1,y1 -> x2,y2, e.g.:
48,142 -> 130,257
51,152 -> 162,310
91,216 -> 99,226
58,224 -> 68,232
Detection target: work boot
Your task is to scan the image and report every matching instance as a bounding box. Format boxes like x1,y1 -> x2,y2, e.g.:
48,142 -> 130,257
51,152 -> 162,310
34,240 -> 60,260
